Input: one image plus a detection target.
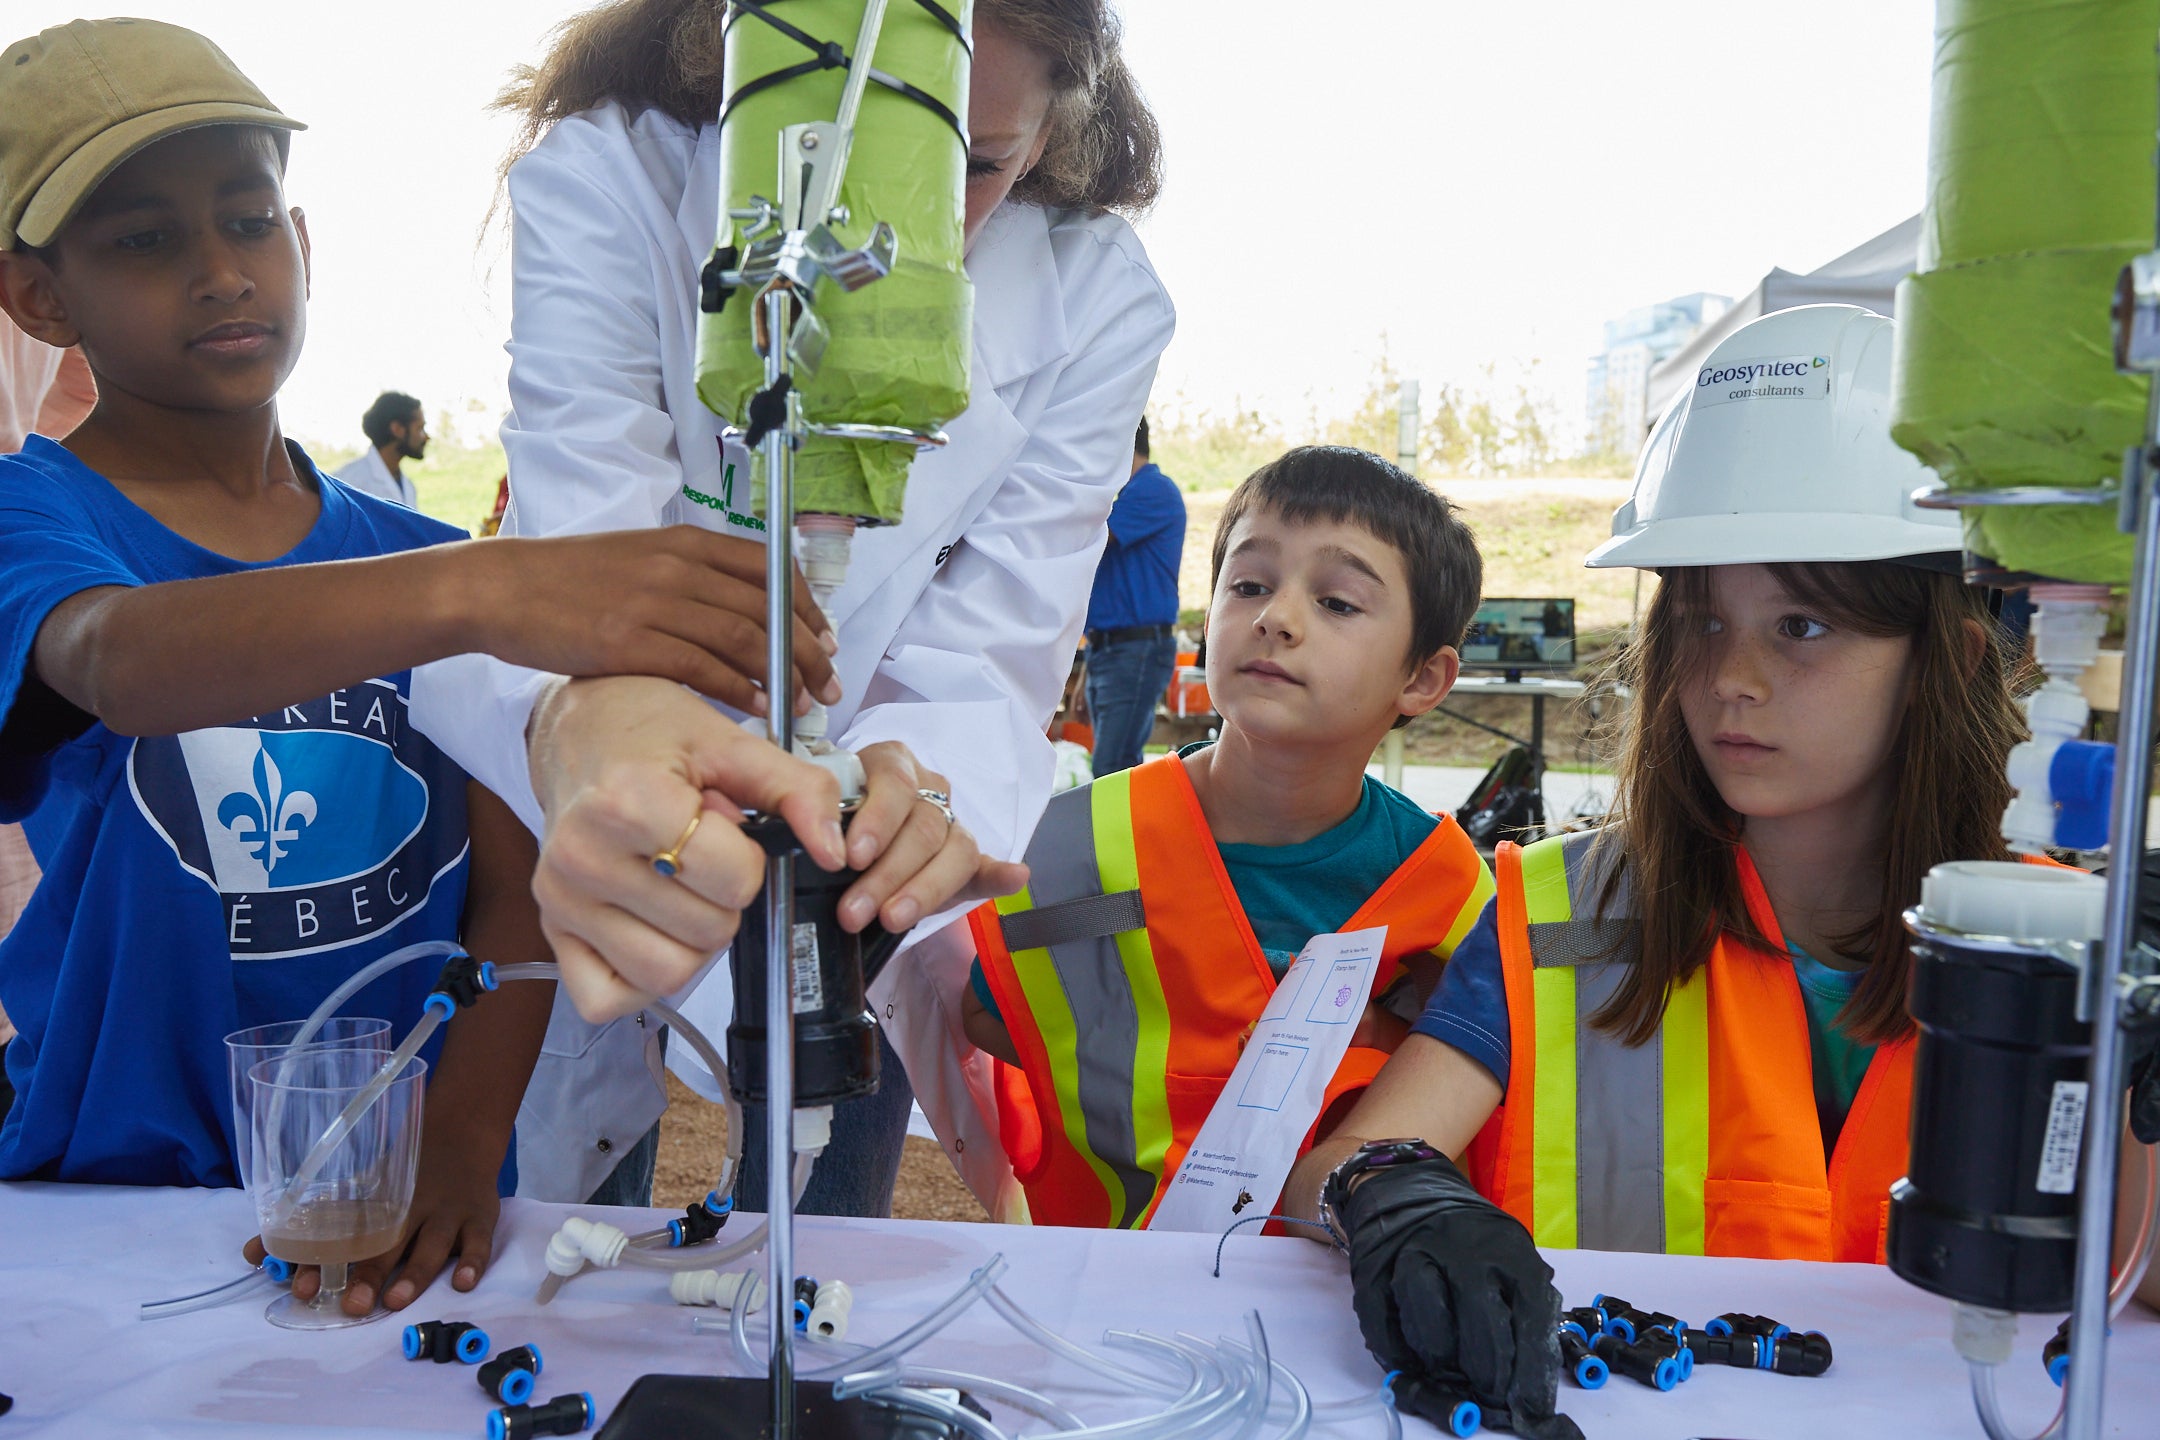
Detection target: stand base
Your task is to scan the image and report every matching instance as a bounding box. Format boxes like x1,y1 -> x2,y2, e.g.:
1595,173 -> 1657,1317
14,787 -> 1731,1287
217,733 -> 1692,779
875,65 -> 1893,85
595,1377 -> 970,1440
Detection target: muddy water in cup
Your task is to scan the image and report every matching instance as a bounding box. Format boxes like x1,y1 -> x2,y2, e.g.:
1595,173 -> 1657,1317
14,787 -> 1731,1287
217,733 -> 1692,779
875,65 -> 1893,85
260,1197 -> 406,1266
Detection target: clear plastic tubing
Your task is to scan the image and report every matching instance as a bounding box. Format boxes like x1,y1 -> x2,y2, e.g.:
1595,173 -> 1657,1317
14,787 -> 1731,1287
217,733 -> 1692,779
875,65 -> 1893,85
1044,1333 -> 1236,1440
865,1384 -> 1013,1440
286,940 -> 464,1054
1970,1360 -> 2061,1440
792,1255 -> 1010,1379
987,1285 -> 1190,1396
138,1260 -> 286,1321
266,1006 -> 441,1224
889,1368 -> 1086,1433
493,963 -> 745,1198
610,1153 -> 814,1275
1962,1140 -> 2159,1440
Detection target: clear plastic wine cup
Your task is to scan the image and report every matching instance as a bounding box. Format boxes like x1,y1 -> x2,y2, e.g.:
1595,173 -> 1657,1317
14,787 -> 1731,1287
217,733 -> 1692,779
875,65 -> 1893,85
247,1046 -> 425,1330
224,1018 -> 391,1190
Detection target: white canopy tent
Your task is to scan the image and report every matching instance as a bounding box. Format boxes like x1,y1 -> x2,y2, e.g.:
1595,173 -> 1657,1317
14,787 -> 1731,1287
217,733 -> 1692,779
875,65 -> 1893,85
1643,214 -> 1920,426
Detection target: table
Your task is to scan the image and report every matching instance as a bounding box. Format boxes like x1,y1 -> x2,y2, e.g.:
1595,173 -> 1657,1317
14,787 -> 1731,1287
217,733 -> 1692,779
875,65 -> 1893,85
1381,676 -> 1593,833
3,1182 -> 2156,1439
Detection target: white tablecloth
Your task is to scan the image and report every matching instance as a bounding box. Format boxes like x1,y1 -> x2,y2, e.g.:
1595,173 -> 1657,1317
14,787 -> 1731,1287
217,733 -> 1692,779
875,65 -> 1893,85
2,1183 -> 2156,1439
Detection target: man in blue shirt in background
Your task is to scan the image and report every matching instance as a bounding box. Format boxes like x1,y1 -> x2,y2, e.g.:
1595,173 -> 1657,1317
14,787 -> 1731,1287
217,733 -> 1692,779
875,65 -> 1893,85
1083,418 -> 1186,776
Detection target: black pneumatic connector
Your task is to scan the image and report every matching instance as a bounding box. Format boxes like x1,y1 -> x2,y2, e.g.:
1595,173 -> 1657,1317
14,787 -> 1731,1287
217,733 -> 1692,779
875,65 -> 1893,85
2044,1317 -> 2073,1386
668,1191 -> 733,1248
1767,1331 -> 1833,1378
402,1318 -> 490,1364
1557,1326 -> 1609,1389
431,953 -> 498,1011
478,1346 -> 544,1405
1594,1333 -> 1680,1392
488,1392 -> 594,1440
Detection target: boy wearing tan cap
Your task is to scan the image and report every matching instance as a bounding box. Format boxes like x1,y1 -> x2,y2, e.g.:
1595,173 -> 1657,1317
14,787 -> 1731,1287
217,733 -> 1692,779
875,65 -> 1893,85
0,19 -> 837,1315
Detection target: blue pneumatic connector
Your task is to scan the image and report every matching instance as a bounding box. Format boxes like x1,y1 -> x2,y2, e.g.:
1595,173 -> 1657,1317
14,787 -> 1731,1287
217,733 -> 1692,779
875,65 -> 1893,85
260,1256 -> 295,1284
2050,740 -> 2116,850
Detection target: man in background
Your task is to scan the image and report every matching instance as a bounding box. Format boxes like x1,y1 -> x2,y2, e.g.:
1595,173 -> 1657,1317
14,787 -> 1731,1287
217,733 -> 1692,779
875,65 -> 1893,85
1082,416 -> 1185,776
334,390 -> 427,507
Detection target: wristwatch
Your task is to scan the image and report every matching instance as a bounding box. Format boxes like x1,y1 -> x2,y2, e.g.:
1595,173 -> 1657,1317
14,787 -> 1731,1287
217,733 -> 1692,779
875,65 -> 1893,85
1319,1137 -> 1446,1248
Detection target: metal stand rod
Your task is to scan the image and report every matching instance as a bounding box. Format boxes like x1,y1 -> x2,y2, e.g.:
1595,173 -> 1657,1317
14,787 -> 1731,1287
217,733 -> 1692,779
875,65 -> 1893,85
761,283 -> 799,1439
2062,442 -> 2160,1439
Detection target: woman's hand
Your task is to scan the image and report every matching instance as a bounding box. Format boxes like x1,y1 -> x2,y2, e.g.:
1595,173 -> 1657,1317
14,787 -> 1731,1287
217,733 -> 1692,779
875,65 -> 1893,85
528,675 -> 847,1022
836,741 -> 1030,936
242,1118 -> 504,1316
464,527 -> 841,718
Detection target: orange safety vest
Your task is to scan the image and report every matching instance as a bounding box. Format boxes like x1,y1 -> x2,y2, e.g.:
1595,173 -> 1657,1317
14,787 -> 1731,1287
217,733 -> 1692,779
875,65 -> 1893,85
971,754 -> 1494,1228
1462,830 -> 1914,1262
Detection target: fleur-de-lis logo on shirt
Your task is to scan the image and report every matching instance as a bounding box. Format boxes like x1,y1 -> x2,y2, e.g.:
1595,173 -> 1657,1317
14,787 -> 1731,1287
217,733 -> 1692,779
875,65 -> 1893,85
216,744 -> 318,877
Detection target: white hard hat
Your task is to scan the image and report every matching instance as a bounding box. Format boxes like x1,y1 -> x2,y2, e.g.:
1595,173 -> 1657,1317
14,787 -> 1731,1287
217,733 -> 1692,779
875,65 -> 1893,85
1587,304 -> 1958,570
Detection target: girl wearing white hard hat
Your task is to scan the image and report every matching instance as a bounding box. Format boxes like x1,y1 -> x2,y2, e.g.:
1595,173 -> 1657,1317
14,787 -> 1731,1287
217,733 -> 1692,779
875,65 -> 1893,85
1273,305 -> 2134,1429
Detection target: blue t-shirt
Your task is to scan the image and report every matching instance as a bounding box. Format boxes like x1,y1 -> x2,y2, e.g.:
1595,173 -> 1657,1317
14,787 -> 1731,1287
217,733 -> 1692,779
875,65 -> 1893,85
1413,903 -> 1879,1153
0,437 -> 472,1187
973,753 -> 1438,1016
1084,463 -> 1185,632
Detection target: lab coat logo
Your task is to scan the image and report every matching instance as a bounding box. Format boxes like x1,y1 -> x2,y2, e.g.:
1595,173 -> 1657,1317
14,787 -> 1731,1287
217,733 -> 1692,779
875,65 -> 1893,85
128,680 -> 467,958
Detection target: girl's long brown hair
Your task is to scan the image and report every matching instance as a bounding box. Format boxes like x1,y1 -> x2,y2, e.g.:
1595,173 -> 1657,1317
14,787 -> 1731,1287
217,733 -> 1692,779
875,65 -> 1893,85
495,0 -> 1160,214
1590,561 -> 2026,1047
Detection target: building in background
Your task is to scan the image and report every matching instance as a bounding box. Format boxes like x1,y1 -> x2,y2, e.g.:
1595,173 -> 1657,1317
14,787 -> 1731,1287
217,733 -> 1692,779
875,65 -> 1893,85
1586,292 -> 1732,442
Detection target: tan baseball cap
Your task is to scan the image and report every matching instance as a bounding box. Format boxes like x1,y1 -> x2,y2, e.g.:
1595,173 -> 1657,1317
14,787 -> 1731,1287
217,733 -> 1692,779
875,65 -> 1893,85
1,18 -> 305,250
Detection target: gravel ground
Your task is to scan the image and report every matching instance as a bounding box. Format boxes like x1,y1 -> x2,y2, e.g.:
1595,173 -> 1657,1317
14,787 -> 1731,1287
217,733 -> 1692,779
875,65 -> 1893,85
653,1073 -> 988,1222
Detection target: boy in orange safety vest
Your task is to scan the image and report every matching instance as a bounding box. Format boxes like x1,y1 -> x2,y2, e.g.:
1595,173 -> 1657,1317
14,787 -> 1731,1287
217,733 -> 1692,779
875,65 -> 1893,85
963,445 -> 1495,1228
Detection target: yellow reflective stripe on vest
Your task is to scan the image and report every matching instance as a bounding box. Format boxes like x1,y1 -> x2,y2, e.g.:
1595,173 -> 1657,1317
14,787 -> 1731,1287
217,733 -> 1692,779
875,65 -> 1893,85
1088,771 -> 1176,1224
1518,831 -> 1715,1254
1442,863 -> 1497,955
994,858 -> 1130,1223
1660,972 -> 1710,1255
1521,837 -> 1579,1249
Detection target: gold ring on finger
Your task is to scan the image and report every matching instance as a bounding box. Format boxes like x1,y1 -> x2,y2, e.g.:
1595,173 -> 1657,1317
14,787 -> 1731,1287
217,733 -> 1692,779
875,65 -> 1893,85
650,810 -> 703,878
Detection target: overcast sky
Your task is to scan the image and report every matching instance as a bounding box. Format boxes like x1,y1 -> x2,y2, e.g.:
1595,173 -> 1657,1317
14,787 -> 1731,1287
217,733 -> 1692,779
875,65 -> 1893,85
48,1 -> 1936,447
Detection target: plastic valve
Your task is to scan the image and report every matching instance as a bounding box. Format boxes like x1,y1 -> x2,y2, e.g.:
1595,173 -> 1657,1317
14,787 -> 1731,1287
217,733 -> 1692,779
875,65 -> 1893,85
2049,740 -> 2116,850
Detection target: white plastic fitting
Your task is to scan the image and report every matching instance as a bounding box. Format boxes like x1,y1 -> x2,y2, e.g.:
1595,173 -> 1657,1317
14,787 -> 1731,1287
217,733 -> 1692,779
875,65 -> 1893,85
795,514 -> 858,609
796,1105 -> 835,1154
1951,1304 -> 2018,1367
545,1216 -> 629,1277
808,1279 -> 855,1339
791,515 -> 858,748
671,1269 -> 767,1311
2001,589 -> 2108,854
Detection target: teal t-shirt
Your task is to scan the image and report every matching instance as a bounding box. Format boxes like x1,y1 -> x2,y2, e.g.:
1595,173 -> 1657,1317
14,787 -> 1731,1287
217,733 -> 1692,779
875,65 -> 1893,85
971,749 -> 1438,1016
1790,945 -> 1877,1155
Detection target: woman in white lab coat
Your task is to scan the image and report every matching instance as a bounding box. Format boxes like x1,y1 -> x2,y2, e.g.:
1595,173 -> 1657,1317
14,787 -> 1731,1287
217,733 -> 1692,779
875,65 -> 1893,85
409,0 -> 1174,1239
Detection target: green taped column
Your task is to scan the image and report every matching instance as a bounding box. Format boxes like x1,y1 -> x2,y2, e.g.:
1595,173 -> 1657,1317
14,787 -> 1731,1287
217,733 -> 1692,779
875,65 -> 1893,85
696,0 -> 973,524
1890,0 -> 2158,584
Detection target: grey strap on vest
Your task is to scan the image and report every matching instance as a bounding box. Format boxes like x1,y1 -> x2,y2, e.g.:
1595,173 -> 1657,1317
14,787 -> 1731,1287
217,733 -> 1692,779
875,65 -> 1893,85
1524,830 -> 1667,1252
1529,830 -> 1640,969
999,888 -> 1146,954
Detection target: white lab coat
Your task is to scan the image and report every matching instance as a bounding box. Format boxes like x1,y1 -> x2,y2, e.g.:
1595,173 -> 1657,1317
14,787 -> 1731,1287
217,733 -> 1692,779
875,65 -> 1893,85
331,448 -> 417,509
408,102 -> 1174,1207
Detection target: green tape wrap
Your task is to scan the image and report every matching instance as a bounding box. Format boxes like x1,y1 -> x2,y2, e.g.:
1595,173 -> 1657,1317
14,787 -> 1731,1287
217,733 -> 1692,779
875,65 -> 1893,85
1889,0 -> 2158,584
695,0 -> 973,524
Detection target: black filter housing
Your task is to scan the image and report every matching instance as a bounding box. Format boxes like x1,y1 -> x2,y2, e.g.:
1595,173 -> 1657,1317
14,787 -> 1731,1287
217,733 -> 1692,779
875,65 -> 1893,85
1889,921 -> 2090,1311
726,811 -> 904,1108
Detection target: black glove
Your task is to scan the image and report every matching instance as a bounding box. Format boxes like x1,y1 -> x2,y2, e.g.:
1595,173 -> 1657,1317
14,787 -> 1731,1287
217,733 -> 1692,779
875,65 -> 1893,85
1339,1153 -> 1582,1440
